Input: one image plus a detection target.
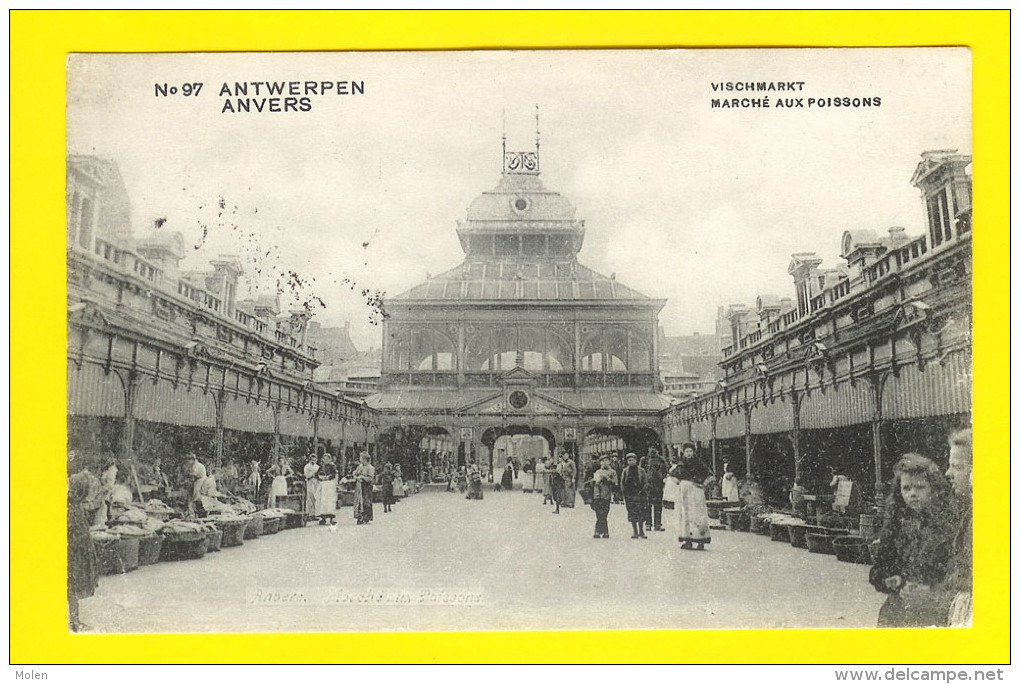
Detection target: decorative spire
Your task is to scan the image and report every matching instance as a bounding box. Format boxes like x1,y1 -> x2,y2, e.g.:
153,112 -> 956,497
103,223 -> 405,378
535,104 -> 540,155
502,108 -> 540,176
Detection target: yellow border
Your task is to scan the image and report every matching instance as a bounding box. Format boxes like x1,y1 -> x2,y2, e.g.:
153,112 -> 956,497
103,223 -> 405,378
11,10 -> 1009,664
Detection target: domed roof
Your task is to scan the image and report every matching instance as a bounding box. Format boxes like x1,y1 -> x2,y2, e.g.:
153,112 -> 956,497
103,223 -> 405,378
136,229 -> 186,258
463,174 -> 579,226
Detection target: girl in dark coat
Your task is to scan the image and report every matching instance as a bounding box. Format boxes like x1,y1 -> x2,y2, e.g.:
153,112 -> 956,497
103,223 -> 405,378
621,453 -> 649,539
67,471 -> 99,632
869,453 -> 958,627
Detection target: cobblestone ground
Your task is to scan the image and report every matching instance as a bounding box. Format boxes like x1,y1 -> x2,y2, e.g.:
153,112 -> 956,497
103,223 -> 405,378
82,485 -> 884,632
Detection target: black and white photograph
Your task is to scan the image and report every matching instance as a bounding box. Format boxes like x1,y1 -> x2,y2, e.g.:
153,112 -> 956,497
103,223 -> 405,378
65,48 -> 973,634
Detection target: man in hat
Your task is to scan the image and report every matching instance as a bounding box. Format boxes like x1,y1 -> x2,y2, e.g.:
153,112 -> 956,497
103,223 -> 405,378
621,452 -> 649,539
642,447 -> 669,532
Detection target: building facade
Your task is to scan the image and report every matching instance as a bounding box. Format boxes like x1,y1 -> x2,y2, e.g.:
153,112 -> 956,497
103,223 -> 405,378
66,157 -> 380,479
367,136 -> 670,476
662,150 -> 972,506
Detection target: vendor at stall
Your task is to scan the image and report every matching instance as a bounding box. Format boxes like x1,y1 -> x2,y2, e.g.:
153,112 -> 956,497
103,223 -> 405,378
266,457 -> 293,508
93,458 -> 119,525
184,453 -> 207,516
216,461 -> 240,495
316,453 -> 338,523
721,461 -> 740,502
244,460 -> 262,501
392,464 -> 405,498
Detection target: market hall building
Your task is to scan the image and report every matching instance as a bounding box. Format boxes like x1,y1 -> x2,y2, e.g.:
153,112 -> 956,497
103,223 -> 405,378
366,139 -> 671,475
65,146 -> 973,509
662,150 -> 973,507
66,156 -> 380,488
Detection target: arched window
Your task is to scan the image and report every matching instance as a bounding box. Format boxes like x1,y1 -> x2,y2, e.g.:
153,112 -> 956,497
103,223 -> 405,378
579,328 -> 652,372
411,328 -> 456,371
473,326 -> 574,372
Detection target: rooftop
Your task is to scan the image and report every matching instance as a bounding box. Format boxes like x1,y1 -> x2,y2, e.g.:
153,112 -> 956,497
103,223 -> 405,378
392,259 -> 653,302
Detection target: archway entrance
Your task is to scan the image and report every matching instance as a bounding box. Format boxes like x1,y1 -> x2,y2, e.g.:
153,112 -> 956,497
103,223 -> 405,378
481,426 -> 556,489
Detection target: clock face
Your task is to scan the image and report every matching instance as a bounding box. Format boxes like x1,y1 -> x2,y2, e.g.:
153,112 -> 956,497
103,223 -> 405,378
508,390 -> 529,410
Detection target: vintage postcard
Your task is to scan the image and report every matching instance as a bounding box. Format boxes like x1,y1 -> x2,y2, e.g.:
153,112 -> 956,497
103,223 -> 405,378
64,47 -> 974,636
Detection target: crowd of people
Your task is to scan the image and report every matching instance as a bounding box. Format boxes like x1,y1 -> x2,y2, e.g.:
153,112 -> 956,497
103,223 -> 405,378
68,427 -> 973,631
475,431 -> 974,629
494,444 -> 715,548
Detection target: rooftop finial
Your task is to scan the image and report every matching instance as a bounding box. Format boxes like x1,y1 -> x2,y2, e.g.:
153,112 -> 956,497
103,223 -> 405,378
535,104 -> 541,149
502,107 -> 541,176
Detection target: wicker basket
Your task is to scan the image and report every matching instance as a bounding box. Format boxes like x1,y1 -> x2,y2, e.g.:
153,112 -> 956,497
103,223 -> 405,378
750,514 -> 771,535
705,500 -> 728,520
723,508 -> 749,532
204,527 -> 223,552
243,515 -> 264,539
94,535 -> 124,575
159,530 -> 209,561
116,536 -> 141,572
770,521 -> 792,542
137,534 -> 163,566
806,532 -> 842,555
215,520 -> 247,548
833,536 -> 871,564
788,524 -> 826,548
261,516 -> 283,535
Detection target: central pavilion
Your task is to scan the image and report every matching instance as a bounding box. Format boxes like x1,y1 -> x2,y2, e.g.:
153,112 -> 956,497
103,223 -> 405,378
366,130 -> 670,476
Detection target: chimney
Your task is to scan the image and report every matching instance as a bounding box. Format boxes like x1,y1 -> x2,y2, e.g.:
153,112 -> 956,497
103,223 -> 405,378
887,226 -> 908,247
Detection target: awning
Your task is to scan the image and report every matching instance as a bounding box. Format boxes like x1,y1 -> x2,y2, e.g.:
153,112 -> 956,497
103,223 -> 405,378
68,363 -> 125,418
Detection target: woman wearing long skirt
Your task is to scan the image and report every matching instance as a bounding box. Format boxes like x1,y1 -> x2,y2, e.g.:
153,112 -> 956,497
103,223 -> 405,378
671,442 -> 712,550
266,457 -> 292,509
316,454 -> 338,524
303,454 -> 320,519
559,456 -> 577,508
67,471 -> 98,632
500,462 -> 514,491
535,459 -> 549,501
392,464 -> 405,499
353,453 -> 375,524
721,461 -> 740,502
245,460 -> 262,504
466,460 -> 484,500
379,462 -> 395,513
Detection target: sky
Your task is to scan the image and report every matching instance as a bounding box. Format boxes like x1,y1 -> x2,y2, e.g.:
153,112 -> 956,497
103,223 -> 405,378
67,49 -> 971,350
